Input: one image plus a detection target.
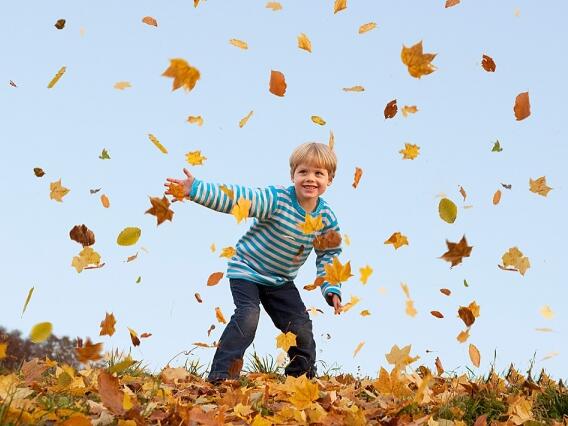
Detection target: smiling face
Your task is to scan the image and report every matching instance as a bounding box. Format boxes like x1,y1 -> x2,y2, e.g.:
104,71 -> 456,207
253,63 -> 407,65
291,162 -> 332,211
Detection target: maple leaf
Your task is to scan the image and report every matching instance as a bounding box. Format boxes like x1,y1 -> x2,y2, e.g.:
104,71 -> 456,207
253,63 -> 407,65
207,272 -> 224,286
297,33 -> 312,52
187,115 -> 204,126
185,150 -> 207,166
399,143 -> 420,159
69,224 -> 95,247
269,70 -> 287,96
297,213 -> 323,234
47,66 -> 66,88
507,395 -> 533,425
219,246 -> 236,258
352,167 -> 362,188
167,182 -> 186,202
385,344 -> 419,368
116,227 -> 141,246
71,247 -> 102,273
514,91 -> 530,121
324,256 -> 353,285
76,338 -> 103,363
148,133 -> 168,154
457,328 -> 470,343
384,99 -> 398,118
373,367 -> 412,398
215,307 -> 227,324
359,265 -> 373,284
529,176 -> 552,196
402,105 -> 418,117
313,229 -> 341,250
303,276 -> 325,291
401,41 -> 437,78
229,38 -> 248,49
99,312 -> 116,336
440,235 -> 473,267
340,294 -> 360,312
162,58 -> 201,92
482,54 -> 496,72
98,371 -> 126,415
286,374 -> 319,410
406,300 -> 417,317
231,196 -> 251,223
384,232 -> 409,249
359,22 -> 377,34
50,179 -> 70,202
145,196 -> 174,225
276,331 -> 297,352
239,110 -> 254,128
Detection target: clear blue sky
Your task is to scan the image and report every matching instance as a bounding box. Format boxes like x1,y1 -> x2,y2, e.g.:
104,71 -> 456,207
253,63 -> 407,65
2,0 -> 566,379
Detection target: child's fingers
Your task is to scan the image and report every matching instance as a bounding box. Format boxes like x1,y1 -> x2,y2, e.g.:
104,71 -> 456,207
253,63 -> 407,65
183,168 -> 192,177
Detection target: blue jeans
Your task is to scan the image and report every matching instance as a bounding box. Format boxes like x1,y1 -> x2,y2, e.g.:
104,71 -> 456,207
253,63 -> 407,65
207,278 -> 317,380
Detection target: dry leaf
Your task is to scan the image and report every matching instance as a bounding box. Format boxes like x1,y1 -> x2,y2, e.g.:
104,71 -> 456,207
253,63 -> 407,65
440,288 -> 451,296
47,66 -> 66,88
148,133 -> 167,154
514,91 -> 531,121
359,265 -> 373,284
481,54 -> 496,72
54,19 -> 66,29
220,246 -> 236,258
529,176 -> 552,197
100,194 -> 110,208
458,306 -> 475,327
194,293 -> 203,303
445,0 -> 460,8
333,0 -> 347,14
229,38 -> 248,49
431,311 -> 444,319
401,41 -> 437,78
33,167 -> 45,177
311,115 -> 326,125
384,99 -> 398,119
116,227 -> 141,246
186,150 -> 207,165
399,143 -> 420,160
187,115 -> 204,126
276,331 -> 297,351
71,247 -> 102,273
239,110 -> 254,128
21,287 -> 34,317
323,256 -> 353,285
358,22 -> 376,34
385,232 -> 409,249
50,179 -> 70,202
352,167 -> 362,188
128,327 -> 140,346
30,322 -> 52,343
469,344 -> 481,367
297,33 -> 312,52
440,235 -> 472,267
401,105 -> 418,117
162,58 -> 201,92
269,70 -> 287,97
266,2 -> 282,11
539,305 -> 554,320
142,16 -> 157,26
76,338 -> 103,363
113,81 -> 131,90
231,196 -> 251,224
70,224 -> 95,247
99,313 -> 116,337
145,196 -> 174,225
207,272 -> 224,286
493,190 -> 502,205
439,198 -> 457,223
353,341 -> 365,357
342,85 -> 365,92
98,371 -> 125,415
298,213 -> 324,234
215,307 -> 227,324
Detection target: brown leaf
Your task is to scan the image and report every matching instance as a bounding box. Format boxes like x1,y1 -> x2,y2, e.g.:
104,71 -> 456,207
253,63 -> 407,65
142,16 -> 158,26
76,338 -> 103,363
140,332 -> 152,339
445,0 -> 460,7
207,324 -> 216,336
54,19 -> 66,29
145,195 -> 174,225
99,312 -> 116,336
440,235 -> 473,267
195,292 -> 203,303
459,185 -> 467,201
128,327 -> 140,346
207,272 -> 224,286
22,358 -> 48,385
435,357 -> 444,376
384,99 -> 398,119
228,358 -> 243,378
514,91 -> 531,121
352,167 -> 363,188
70,224 -> 95,247
473,414 -> 487,426
313,230 -> 342,251
458,306 -> 475,327
440,288 -> 451,296
97,371 -> 125,415
269,70 -> 287,97
481,54 -> 496,72
430,311 -> 444,319
33,167 -> 45,177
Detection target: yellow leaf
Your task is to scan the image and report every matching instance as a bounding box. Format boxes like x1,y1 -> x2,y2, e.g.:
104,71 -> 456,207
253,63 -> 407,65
359,265 -> 373,284
399,143 -> 420,159
507,395 -> 533,425
215,307 -> 227,324
117,227 -> 141,246
438,198 -> 457,223
311,115 -> 326,125
385,344 -> 419,368
210,243 -> 216,252
340,294 -> 360,313
239,110 -> 254,128
162,58 -> 201,92
122,393 -> 133,411
251,414 -> 273,426
30,322 -> 53,343
21,286 -> 34,317
231,196 -> 251,224
342,85 -> 365,92
49,179 -> 70,202
405,300 -> 417,317
0,343 -> 7,360
113,81 -> 132,90
276,331 -> 297,352
328,130 -> 335,150
401,41 -> 437,78
265,2 -> 282,11
47,66 -> 66,88
384,232 -> 409,249
287,374 -> 319,410
187,115 -> 204,126
400,282 -> 411,299
185,150 -> 207,166
540,305 -> 554,319
71,247 -> 102,273
501,246 -> 530,276
360,309 -> 371,316
529,176 -> 552,197
401,105 -> 418,117
324,256 -> 353,285
148,133 -> 167,154
358,22 -> 376,34
456,328 -> 470,343
468,301 -> 481,318
333,0 -> 347,14
469,343 -> 481,367
353,341 -> 365,357
344,234 -> 351,246
219,246 -> 236,258
297,33 -> 312,52
229,38 -> 248,49
297,213 -> 324,234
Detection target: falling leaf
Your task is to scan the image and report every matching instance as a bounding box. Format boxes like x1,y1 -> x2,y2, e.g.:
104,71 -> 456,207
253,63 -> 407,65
344,233 -> 350,246
445,0 -> 460,7
481,54 -> 496,72
206,324 -> 216,337
113,81 -> 131,90
431,311 -> 444,319
401,282 -> 411,298
100,313 -> 116,337
399,143 -> 420,160
239,110 -> 254,128
384,99 -> 398,118
127,327 -> 140,346
342,85 -> 365,92
513,91 -> 531,121
502,183 -> 512,189
341,294 -> 361,313
297,213 -> 324,234
439,198 -> 457,223
323,256 -> 353,285
207,272 -> 224,286
266,2 -> 282,11
33,167 -> 45,177
116,227 -> 141,246
30,322 -> 52,343
142,16 -> 158,26
535,328 -> 553,332
358,22 -> 376,34
401,41 -> 437,78
269,70 -> 287,96
47,66 -> 66,88
359,265 -> 373,284
333,0 -> 347,14
127,252 -> 138,262
276,331 -> 297,351
54,18 -> 66,29
440,288 -> 451,296
458,306 -> 475,327
493,190 -> 502,205
469,344 -> 481,367
98,148 -> 111,159
492,140 -> 503,152
539,305 -> 554,320
21,287 -> 34,317
457,328 -> 470,343
440,235 -> 473,267
360,310 -> 371,316
186,150 -> 207,165
385,344 -> 419,368
529,176 -> 552,197
220,246 -> 236,258
50,179 -> 70,202
162,58 -> 201,92
401,105 -> 418,117
148,133 -> 167,154
435,357 -> 444,375
384,232 -> 409,249
90,187 -> 102,194
231,196 -> 252,224
352,167 -> 363,188
146,196 -> 174,225
71,247 -> 102,273
70,224 -> 95,247
76,338 -> 104,363
194,293 -> 203,303
187,115 -> 204,126
9,80 -> 17,87
100,194 -> 110,208
353,341 -> 365,357
541,352 -> 559,361
500,246 -> 530,276
229,38 -> 248,49
215,307 -> 227,324
406,300 -> 417,317
303,276 -> 325,291
328,130 -> 335,150
311,115 -> 326,125
297,33 -> 313,52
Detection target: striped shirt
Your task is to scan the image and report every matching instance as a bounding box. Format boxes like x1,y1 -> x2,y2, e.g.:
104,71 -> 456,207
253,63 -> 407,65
189,178 -> 343,306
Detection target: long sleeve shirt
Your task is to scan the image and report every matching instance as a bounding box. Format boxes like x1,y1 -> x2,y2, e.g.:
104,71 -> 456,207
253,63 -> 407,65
188,178 -> 343,306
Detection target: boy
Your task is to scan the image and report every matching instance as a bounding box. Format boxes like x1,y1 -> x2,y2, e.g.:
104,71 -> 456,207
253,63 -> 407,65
164,142 -> 343,382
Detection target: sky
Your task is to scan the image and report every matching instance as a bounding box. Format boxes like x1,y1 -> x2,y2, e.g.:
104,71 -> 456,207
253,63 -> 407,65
2,0 -> 567,380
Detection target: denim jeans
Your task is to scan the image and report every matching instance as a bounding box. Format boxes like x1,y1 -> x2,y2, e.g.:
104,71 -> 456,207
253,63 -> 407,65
207,278 -> 317,380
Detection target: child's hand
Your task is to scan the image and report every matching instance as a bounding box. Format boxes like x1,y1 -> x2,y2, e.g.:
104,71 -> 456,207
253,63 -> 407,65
164,168 -> 194,202
331,294 -> 342,315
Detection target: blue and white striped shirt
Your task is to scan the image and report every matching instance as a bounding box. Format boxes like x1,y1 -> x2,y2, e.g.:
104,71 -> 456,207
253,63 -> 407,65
189,178 -> 343,306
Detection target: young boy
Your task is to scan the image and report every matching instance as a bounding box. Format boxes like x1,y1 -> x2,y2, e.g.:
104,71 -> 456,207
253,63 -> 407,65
164,142 -> 343,382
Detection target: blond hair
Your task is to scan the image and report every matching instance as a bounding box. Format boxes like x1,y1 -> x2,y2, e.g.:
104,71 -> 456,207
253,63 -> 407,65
289,142 -> 337,180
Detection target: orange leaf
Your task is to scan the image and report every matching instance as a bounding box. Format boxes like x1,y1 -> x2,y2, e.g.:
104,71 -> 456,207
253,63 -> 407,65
430,311 -> 444,319
493,190 -> 502,205
194,292 -> 203,303
269,70 -> 287,97
353,341 -> 365,357
145,195 -> 174,225
401,41 -> 437,78
513,91 -> 531,121
445,0 -> 460,8
100,194 -> 110,208
333,0 -> 347,14
481,54 -> 496,72
142,16 -> 158,26
207,272 -> 224,286
469,343 -> 481,367
99,312 -> 116,336
128,327 -> 140,346
384,232 -> 409,249
323,256 -> 353,285
162,58 -> 201,92
352,167 -> 363,188
439,235 -> 473,267
358,22 -> 377,34
76,338 -> 103,363
215,307 -> 227,324
98,371 -> 125,415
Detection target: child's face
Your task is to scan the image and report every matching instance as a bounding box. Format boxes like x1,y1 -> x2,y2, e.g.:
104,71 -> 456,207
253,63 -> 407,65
291,162 -> 332,203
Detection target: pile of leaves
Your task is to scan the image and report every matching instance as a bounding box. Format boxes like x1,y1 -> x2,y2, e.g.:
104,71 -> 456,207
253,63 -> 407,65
1,348 -> 567,425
